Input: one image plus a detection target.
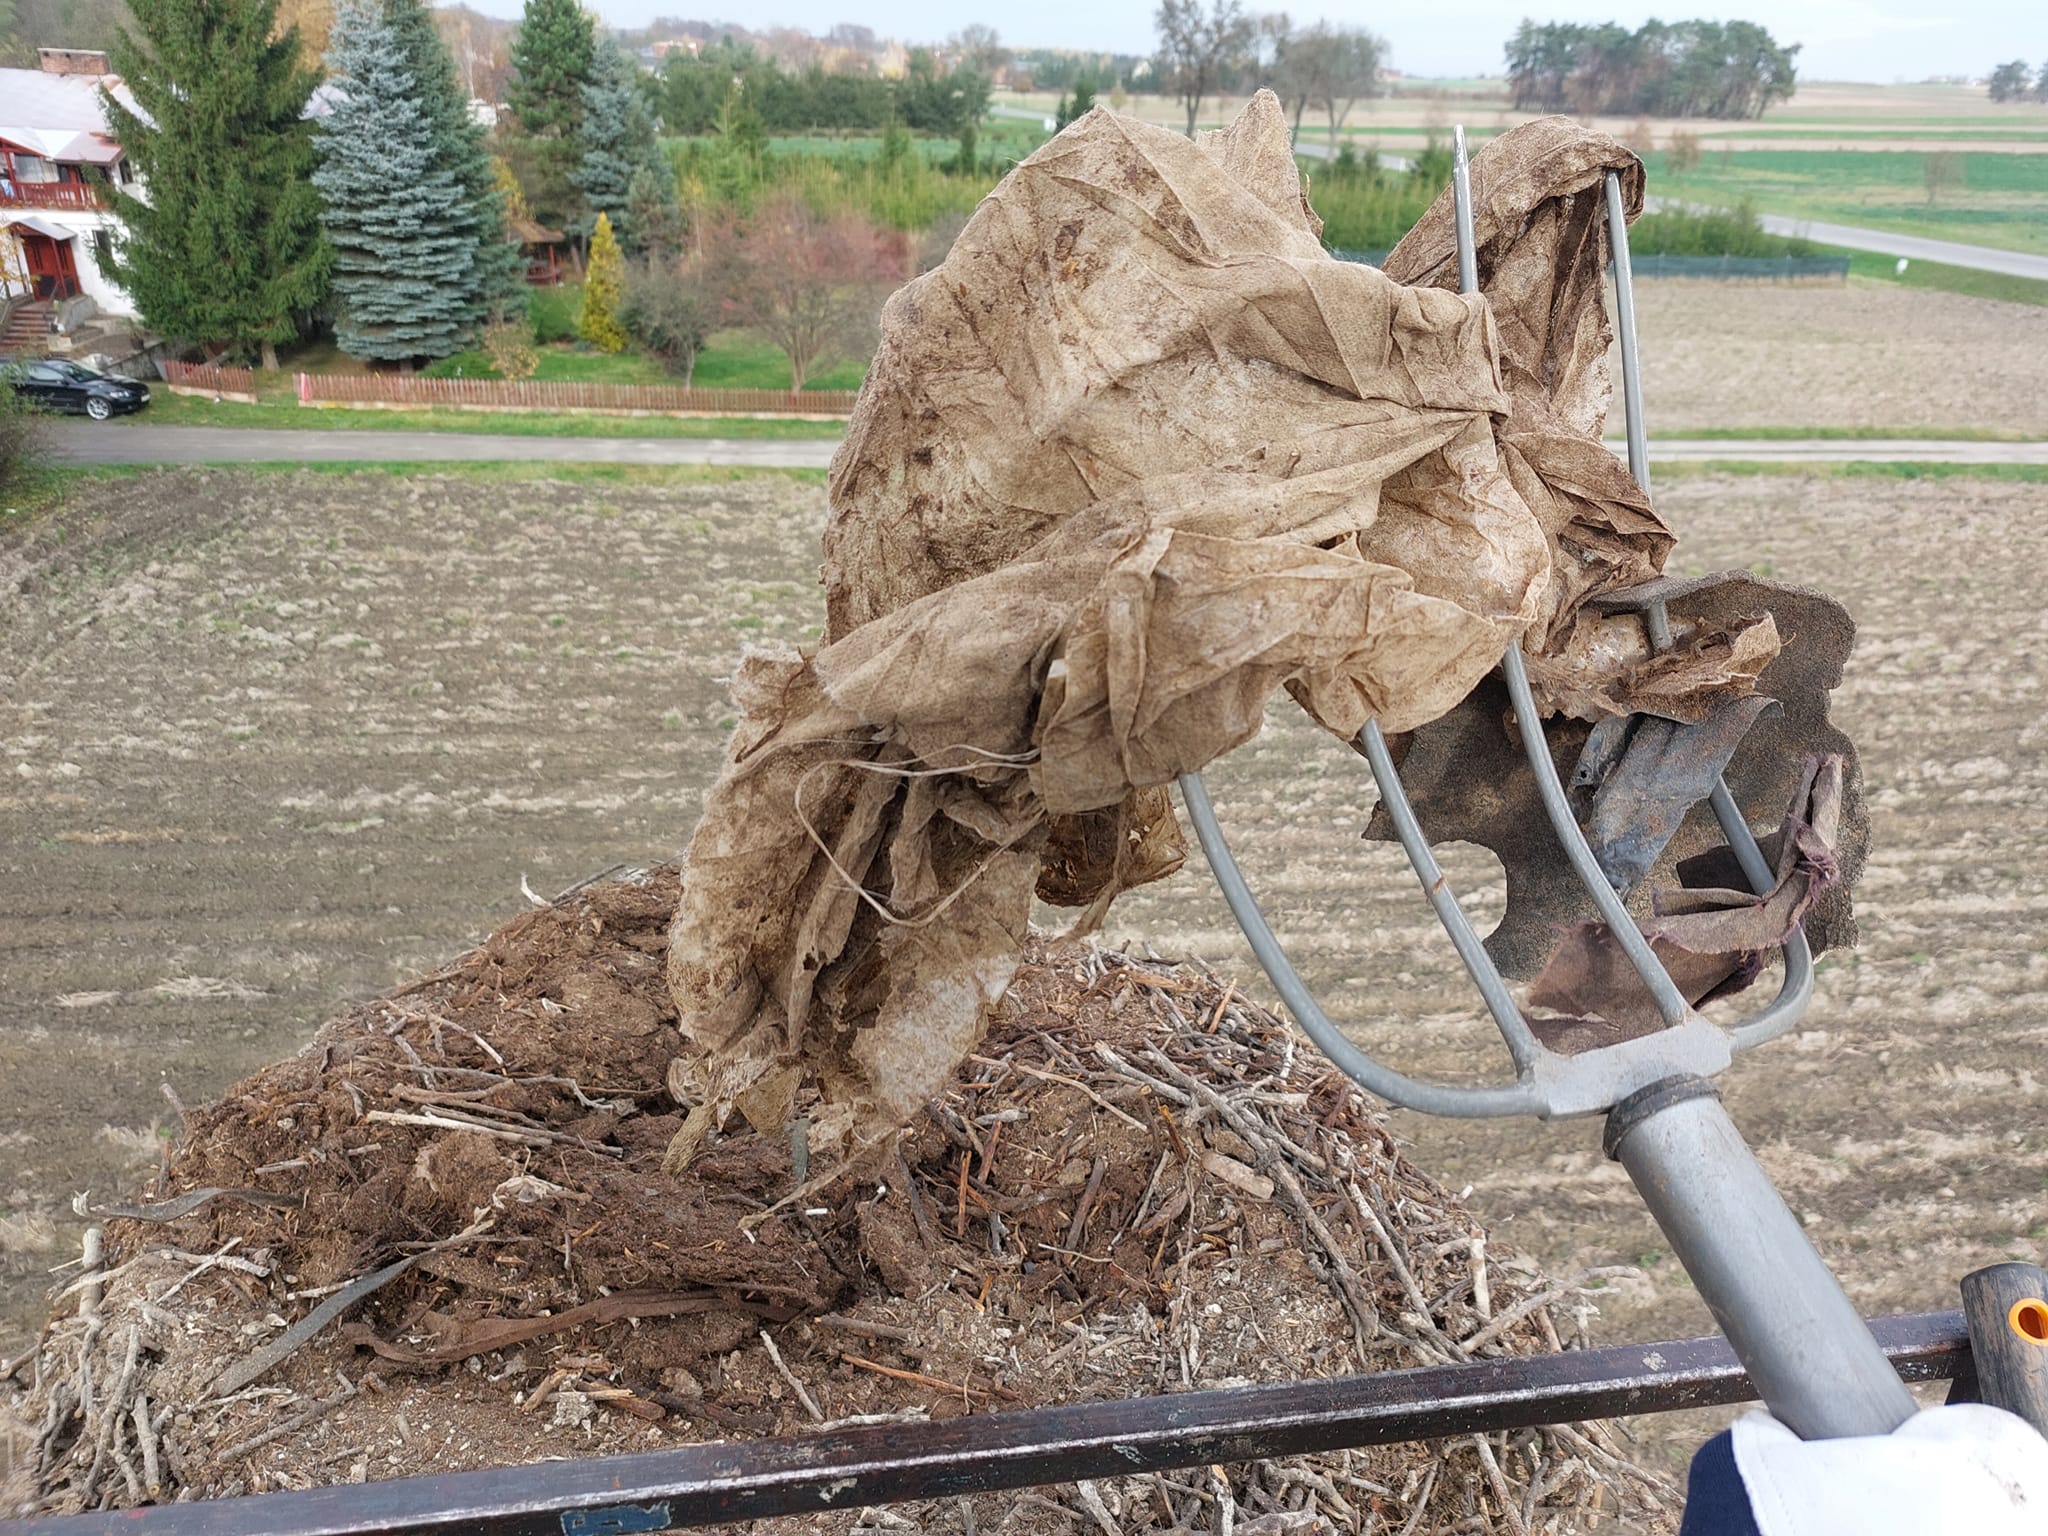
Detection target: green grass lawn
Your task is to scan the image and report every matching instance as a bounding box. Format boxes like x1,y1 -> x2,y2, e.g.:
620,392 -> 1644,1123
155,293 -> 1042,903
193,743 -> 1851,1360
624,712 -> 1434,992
399,282 -> 870,392
117,390 -> 848,440
419,333 -> 865,391
423,345 -> 678,385
1645,148 -> 2048,258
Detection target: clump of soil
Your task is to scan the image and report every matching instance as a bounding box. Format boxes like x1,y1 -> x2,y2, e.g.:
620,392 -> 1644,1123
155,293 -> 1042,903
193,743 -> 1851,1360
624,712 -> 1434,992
2,870 -> 1672,1532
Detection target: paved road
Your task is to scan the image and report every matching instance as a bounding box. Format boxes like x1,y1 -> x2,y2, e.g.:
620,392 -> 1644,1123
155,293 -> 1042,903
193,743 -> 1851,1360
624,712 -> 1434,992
47,423 -> 842,469
44,422 -> 2048,471
1748,213 -> 2048,283
1625,437 -> 2048,465
1644,196 -> 2048,283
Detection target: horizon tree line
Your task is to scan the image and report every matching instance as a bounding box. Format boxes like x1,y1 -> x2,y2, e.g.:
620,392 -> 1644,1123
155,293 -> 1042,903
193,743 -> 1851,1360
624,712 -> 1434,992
1503,18 -> 1799,120
1986,61 -> 2048,103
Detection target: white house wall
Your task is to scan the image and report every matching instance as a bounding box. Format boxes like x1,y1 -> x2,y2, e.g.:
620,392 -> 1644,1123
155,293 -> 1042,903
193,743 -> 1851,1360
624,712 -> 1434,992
1,206 -> 134,318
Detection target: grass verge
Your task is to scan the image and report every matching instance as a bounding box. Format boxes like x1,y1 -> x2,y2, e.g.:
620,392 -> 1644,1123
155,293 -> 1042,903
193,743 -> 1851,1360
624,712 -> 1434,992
1654,459 -> 2048,484
25,461 -> 829,491
113,392 -> 848,440
1820,246 -> 2048,308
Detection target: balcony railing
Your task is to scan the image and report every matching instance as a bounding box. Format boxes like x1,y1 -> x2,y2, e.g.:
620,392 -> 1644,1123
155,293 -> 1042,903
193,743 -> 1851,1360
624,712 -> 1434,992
0,180 -> 107,211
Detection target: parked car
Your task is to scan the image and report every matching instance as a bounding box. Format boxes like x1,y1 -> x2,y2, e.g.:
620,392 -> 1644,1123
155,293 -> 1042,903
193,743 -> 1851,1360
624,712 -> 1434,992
1,357 -> 151,421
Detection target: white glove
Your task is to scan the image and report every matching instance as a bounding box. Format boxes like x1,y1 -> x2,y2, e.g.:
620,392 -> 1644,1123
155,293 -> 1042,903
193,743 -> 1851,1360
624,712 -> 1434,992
1730,1403 -> 2048,1535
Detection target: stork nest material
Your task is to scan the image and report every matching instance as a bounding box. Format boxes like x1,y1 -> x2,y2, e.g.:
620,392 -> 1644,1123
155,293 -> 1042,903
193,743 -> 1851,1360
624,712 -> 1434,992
2,870 -> 1673,1533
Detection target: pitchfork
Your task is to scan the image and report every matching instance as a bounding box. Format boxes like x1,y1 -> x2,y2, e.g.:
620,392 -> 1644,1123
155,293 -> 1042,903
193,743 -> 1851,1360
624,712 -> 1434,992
1178,126 -> 1923,1441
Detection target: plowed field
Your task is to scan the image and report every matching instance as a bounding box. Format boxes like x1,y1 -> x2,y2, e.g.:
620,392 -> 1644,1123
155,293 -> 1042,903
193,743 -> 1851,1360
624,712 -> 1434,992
5,464 -> 2044,1482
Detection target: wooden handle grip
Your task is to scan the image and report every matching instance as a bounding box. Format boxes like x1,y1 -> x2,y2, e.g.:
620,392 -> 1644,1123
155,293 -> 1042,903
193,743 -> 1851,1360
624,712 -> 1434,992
1959,1262 -> 2048,1437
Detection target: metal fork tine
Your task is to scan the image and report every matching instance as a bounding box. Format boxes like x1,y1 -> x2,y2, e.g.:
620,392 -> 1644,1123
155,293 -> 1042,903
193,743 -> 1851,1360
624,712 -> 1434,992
1442,130 -> 1693,1027
1358,720 -> 1542,1069
1600,166 -> 1815,1043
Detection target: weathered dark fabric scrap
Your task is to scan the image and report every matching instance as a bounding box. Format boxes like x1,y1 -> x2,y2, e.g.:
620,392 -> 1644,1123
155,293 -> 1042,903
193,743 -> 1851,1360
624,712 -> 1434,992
1526,754 -> 1844,1042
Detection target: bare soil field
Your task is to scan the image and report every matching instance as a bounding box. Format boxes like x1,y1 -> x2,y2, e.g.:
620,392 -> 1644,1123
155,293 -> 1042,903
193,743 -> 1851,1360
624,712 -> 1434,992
1609,281 -> 2048,435
4,463 -> 2046,1489
0,469 -> 824,1349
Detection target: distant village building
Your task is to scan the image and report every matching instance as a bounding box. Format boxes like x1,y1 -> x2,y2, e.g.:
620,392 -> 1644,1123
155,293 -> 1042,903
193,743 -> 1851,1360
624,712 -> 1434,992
0,48 -> 139,321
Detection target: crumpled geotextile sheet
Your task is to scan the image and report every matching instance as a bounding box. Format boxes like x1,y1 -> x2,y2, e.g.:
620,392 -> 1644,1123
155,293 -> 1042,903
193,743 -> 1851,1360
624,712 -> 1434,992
660,97 -> 1798,1171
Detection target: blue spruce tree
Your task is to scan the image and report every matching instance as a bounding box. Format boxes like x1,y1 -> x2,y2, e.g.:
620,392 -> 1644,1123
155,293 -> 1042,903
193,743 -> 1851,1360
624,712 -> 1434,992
383,0 -> 522,322
574,41 -> 666,253
314,0 -> 479,363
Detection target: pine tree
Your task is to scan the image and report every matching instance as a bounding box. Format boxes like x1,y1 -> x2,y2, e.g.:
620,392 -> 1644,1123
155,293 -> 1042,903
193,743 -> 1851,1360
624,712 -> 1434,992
384,0 -> 522,320
102,0 -> 332,367
578,211 -> 627,352
313,0 -> 478,363
625,164 -> 683,259
506,0 -> 595,230
574,41 -> 663,251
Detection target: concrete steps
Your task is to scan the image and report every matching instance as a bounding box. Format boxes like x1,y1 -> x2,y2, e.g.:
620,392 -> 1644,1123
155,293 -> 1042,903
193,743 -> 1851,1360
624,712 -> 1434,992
1,301 -> 54,353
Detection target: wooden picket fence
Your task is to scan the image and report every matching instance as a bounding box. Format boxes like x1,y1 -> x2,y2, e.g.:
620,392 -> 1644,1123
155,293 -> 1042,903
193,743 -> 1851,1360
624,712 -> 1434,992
295,373 -> 859,418
162,359 -> 257,398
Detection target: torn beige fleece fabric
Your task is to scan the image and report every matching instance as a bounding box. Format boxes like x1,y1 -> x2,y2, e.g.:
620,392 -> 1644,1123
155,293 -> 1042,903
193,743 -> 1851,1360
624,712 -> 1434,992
662,98 -> 1724,1169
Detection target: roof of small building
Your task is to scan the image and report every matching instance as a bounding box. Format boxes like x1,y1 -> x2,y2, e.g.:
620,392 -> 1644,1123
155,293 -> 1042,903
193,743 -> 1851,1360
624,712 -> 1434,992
508,216 -> 567,245
0,66 -> 138,164
0,214 -> 78,240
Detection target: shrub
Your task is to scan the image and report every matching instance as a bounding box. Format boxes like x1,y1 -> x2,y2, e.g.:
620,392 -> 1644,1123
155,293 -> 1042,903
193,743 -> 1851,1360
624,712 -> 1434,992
621,259 -> 713,383
1628,199 -> 1814,258
529,283 -> 580,343
481,310 -> 539,379
0,361 -> 44,498
1302,147 -> 1435,253
578,211 -> 629,353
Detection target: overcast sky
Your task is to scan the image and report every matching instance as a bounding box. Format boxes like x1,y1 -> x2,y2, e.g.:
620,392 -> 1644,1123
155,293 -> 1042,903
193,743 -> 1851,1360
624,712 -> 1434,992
461,0 -> 2045,85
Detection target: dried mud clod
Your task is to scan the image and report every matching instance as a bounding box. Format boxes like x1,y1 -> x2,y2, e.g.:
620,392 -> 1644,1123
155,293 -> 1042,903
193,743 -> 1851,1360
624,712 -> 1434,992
3,871 -> 1673,1533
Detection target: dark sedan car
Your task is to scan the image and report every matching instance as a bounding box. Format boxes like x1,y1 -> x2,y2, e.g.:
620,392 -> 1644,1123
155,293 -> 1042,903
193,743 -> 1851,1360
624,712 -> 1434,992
3,357 -> 151,420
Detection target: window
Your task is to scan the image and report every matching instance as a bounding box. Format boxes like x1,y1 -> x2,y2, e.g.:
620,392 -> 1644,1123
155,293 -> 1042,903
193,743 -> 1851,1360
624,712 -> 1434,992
93,229 -> 113,265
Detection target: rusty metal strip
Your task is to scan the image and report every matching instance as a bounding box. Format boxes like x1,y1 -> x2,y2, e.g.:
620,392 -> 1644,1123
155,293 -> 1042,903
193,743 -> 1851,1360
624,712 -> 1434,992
5,1312 -> 1969,1536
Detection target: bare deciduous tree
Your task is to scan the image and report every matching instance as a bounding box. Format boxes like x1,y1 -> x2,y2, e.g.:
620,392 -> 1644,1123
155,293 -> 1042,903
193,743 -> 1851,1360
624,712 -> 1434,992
623,257 -> 715,384
1315,25 -> 1384,150
708,194 -> 907,392
1263,13 -> 1320,136
1154,0 -> 1256,137
952,23 -> 1008,74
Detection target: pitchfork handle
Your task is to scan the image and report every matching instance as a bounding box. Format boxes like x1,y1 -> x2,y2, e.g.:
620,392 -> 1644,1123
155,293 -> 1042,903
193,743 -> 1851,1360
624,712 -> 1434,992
1957,1262 -> 2048,1437
1605,1077 -> 1918,1439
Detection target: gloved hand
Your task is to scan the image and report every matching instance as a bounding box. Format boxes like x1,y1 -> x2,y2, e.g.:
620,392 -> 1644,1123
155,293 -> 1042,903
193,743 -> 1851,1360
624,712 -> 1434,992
1679,1403 -> 2048,1535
